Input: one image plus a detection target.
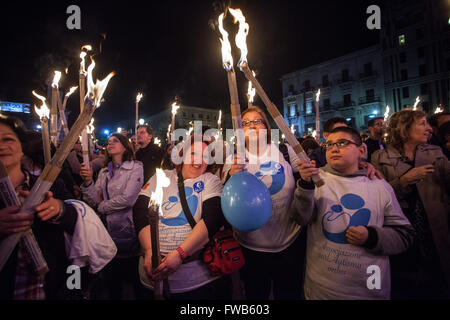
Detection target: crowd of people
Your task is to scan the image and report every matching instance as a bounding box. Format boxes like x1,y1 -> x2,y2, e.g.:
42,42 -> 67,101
0,107 -> 448,300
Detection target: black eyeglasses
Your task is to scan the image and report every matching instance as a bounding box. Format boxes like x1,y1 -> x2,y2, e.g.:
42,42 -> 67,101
242,119 -> 265,127
324,139 -> 361,150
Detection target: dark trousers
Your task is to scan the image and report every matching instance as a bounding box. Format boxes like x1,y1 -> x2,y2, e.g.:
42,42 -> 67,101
170,275 -> 233,300
240,229 -> 306,300
96,256 -> 153,300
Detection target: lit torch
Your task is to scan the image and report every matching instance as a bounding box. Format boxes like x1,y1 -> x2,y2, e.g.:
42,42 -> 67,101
413,96 -> 420,111
247,71 -> 256,108
32,91 -> 51,164
315,88 -> 321,143
136,93 -> 143,136
59,86 -> 78,136
230,8 -> 324,187
148,168 -> 171,300
384,105 -> 390,123
0,55 -> 114,273
434,106 -> 444,114
86,118 -> 95,158
154,137 -> 161,147
170,101 -> 180,146
218,11 -> 246,162
50,71 -> 61,146
80,45 -> 92,168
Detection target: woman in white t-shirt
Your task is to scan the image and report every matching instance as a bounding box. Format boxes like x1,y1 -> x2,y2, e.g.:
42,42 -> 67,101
222,106 -> 304,300
133,136 -> 232,299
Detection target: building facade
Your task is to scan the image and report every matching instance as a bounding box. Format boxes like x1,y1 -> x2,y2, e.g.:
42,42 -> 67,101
281,0 -> 449,137
380,0 -> 450,113
281,45 -> 386,137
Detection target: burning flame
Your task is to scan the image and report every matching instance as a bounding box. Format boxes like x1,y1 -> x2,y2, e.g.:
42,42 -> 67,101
248,71 -> 256,103
86,118 -> 95,134
218,12 -> 233,71
154,137 -> 161,147
80,45 -> 92,74
65,68 -> 69,74
316,89 -> 321,102
32,91 -> 50,119
52,71 -> 62,89
229,8 -> 249,69
171,102 -> 180,115
150,169 -> 171,209
167,124 -> 171,141
65,86 -> 78,97
413,96 -> 420,110
434,106 -> 443,114
187,121 -> 194,136
218,110 -> 222,127
136,93 -> 143,103
290,124 -> 295,134
85,57 -> 115,108
312,130 -> 317,138
384,105 -> 390,122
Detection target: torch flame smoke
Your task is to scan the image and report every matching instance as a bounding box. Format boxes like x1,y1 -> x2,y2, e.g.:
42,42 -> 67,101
52,71 -> 62,89
150,169 -> 171,209
86,57 -> 115,108
65,86 -> 78,97
32,91 -> 50,119
229,8 -> 249,69
218,13 -> 233,71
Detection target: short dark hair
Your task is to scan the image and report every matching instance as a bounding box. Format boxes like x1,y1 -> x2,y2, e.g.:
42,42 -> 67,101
137,124 -> 153,136
368,117 -> 384,127
323,117 -> 347,133
301,138 -> 320,152
328,126 -> 362,146
104,133 -> 136,167
0,115 -> 27,144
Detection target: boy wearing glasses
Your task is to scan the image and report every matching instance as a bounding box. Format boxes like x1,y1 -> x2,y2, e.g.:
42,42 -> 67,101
289,127 -> 413,300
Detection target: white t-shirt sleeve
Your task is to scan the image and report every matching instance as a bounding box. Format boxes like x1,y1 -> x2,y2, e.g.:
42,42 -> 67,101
139,171 -> 157,198
202,173 -> 223,201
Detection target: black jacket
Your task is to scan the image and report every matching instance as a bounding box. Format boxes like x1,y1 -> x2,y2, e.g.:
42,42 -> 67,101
135,142 -> 165,184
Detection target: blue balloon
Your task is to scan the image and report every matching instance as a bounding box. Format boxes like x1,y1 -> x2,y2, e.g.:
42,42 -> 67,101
221,171 -> 272,231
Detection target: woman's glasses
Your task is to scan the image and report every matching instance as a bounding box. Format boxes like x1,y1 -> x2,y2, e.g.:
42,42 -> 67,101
242,119 -> 265,127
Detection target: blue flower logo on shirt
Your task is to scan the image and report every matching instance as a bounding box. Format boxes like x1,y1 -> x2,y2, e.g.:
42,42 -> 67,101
160,184 -> 203,226
322,193 -> 371,244
255,161 -> 285,195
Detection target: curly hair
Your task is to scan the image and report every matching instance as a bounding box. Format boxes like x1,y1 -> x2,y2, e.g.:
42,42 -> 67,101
385,109 -> 427,151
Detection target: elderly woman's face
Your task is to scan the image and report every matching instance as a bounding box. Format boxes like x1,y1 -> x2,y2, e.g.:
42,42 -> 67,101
0,123 -> 23,169
407,116 -> 432,145
182,141 -> 208,179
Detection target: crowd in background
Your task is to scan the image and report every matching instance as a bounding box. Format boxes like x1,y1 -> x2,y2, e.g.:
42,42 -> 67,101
0,108 -> 448,300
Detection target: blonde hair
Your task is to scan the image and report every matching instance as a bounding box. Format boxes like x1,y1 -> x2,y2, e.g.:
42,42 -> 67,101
386,108 -> 427,152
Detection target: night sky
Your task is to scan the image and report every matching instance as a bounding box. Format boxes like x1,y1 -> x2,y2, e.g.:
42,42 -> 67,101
0,0 -> 381,133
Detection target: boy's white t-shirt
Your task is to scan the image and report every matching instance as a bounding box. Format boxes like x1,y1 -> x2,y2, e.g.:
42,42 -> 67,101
222,142 -> 301,252
304,169 -> 410,300
139,170 -> 222,293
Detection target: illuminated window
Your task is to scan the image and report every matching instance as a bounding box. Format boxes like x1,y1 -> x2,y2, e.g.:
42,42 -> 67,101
398,34 -> 406,46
